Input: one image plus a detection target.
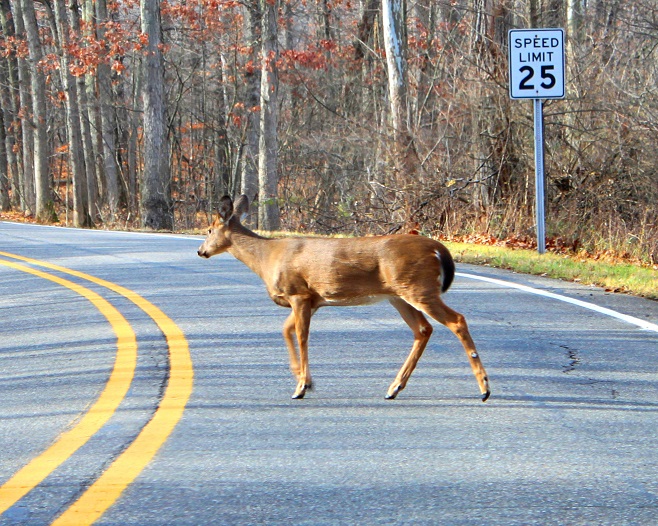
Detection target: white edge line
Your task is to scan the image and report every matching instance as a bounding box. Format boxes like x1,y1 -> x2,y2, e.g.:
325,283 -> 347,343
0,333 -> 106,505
456,272 -> 658,333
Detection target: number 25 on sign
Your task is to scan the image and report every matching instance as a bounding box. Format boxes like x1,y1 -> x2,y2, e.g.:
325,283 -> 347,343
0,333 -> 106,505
508,28 -> 565,100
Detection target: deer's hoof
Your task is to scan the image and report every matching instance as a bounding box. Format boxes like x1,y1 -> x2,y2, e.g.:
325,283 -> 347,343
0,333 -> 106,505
385,386 -> 401,400
480,376 -> 490,402
292,383 -> 312,399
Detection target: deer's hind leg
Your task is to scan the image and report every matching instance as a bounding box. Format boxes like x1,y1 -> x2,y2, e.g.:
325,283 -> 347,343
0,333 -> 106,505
410,295 -> 490,401
386,298 -> 434,400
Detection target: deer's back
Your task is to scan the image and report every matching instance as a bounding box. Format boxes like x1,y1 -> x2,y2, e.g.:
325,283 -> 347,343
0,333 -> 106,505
263,234 -> 451,307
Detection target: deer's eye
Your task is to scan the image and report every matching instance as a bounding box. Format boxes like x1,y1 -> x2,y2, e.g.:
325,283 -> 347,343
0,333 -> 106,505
208,228 -> 212,234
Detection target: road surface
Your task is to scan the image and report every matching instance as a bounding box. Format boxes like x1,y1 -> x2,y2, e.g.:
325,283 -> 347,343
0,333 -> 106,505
1,221 -> 657,525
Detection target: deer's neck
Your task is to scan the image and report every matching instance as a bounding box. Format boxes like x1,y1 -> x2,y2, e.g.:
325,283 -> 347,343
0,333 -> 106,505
227,224 -> 271,279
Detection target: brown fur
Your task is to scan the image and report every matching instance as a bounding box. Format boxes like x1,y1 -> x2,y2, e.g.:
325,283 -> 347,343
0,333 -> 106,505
198,195 -> 490,401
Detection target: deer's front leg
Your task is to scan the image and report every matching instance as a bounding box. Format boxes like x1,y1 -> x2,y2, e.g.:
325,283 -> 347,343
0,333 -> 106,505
289,297 -> 315,399
282,312 -> 301,380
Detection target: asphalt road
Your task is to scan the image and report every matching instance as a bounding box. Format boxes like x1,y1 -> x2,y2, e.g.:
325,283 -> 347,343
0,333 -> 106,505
1,221 -> 657,525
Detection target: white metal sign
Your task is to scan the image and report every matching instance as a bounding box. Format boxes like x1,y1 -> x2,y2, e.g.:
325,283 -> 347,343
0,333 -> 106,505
508,28 -> 565,99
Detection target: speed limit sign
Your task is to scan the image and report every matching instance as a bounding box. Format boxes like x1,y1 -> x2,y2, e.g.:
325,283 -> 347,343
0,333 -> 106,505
508,28 -> 565,99
508,28 -> 565,254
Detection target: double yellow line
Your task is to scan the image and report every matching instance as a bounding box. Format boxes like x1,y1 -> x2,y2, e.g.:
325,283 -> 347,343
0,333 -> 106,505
0,251 -> 194,524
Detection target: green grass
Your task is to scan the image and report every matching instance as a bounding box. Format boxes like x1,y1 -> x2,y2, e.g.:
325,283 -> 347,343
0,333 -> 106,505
444,241 -> 658,300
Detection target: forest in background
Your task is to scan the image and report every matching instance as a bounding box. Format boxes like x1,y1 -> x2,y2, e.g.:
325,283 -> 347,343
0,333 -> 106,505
0,0 -> 656,264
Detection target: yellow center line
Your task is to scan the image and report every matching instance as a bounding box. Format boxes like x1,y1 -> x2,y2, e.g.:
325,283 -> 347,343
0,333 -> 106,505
0,258 -> 137,515
0,251 -> 194,525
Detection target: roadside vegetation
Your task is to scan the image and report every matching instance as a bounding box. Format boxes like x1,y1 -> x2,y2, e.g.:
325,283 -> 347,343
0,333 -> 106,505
2,208 -> 656,300
444,239 -> 658,301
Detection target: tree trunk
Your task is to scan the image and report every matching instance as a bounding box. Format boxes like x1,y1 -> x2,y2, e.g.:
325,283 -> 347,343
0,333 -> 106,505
529,0 -> 539,27
53,0 -> 91,227
70,0 -> 99,222
600,0 -> 621,63
544,0 -> 565,27
210,47 -> 230,206
382,0 -> 408,144
567,0 -> 584,44
472,0 -> 513,209
9,0 -> 33,213
140,0 -> 173,230
95,0 -> 120,219
20,0 -> 51,221
240,0 -> 261,218
0,0 -> 20,210
413,0 -> 434,129
382,0 -> 415,185
354,0 -> 379,60
318,0 -> 332,41
0,104 -> 9,210
257,0 -> 280,231
122,58 -> 141,214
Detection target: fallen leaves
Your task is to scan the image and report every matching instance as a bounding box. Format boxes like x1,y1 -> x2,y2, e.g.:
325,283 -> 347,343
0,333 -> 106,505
448,233 -> 654,268
0,210 -> 38,223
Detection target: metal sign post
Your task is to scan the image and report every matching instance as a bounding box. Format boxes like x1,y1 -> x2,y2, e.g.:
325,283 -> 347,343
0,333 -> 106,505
508,28 -> 565,254
533,99 -> 546,254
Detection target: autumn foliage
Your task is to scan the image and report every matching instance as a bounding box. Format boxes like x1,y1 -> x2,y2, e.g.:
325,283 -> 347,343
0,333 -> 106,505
0,0 -> 656,264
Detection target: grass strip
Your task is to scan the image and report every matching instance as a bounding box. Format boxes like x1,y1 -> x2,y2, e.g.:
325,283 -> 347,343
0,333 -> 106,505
444,241 -> 658,301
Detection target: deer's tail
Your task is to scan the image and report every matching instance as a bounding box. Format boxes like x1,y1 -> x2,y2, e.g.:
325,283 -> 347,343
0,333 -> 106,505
437,243 -> 455,293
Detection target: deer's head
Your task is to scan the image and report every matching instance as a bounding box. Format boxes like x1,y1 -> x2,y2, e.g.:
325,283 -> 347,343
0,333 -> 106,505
197,195 -> 249,258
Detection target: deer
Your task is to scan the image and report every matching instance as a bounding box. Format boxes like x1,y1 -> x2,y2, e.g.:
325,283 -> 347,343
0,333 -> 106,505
197,195 -> 490,402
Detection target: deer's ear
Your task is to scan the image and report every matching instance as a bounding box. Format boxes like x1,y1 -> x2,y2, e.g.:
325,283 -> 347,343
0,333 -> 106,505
233,195 -> 249,222
217,196 -> 233,223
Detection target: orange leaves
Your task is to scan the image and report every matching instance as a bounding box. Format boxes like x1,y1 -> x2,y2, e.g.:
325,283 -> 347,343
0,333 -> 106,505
161,0 -> 242,33
0,210 -> 39,224
37,53 -> 60,73
451,233 -> 540,251
230,102 -> 245,126
178,122 -> 207,134
111,61 -> 127,75
279,40 -> 342,73
281,47 -> 330,72
135,33 -> 150,51
244,59 -> 257,75
227,102 -> 260,128
1,35 -> 29,60
102,20 -> 131,56
319,39 -> 337,52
